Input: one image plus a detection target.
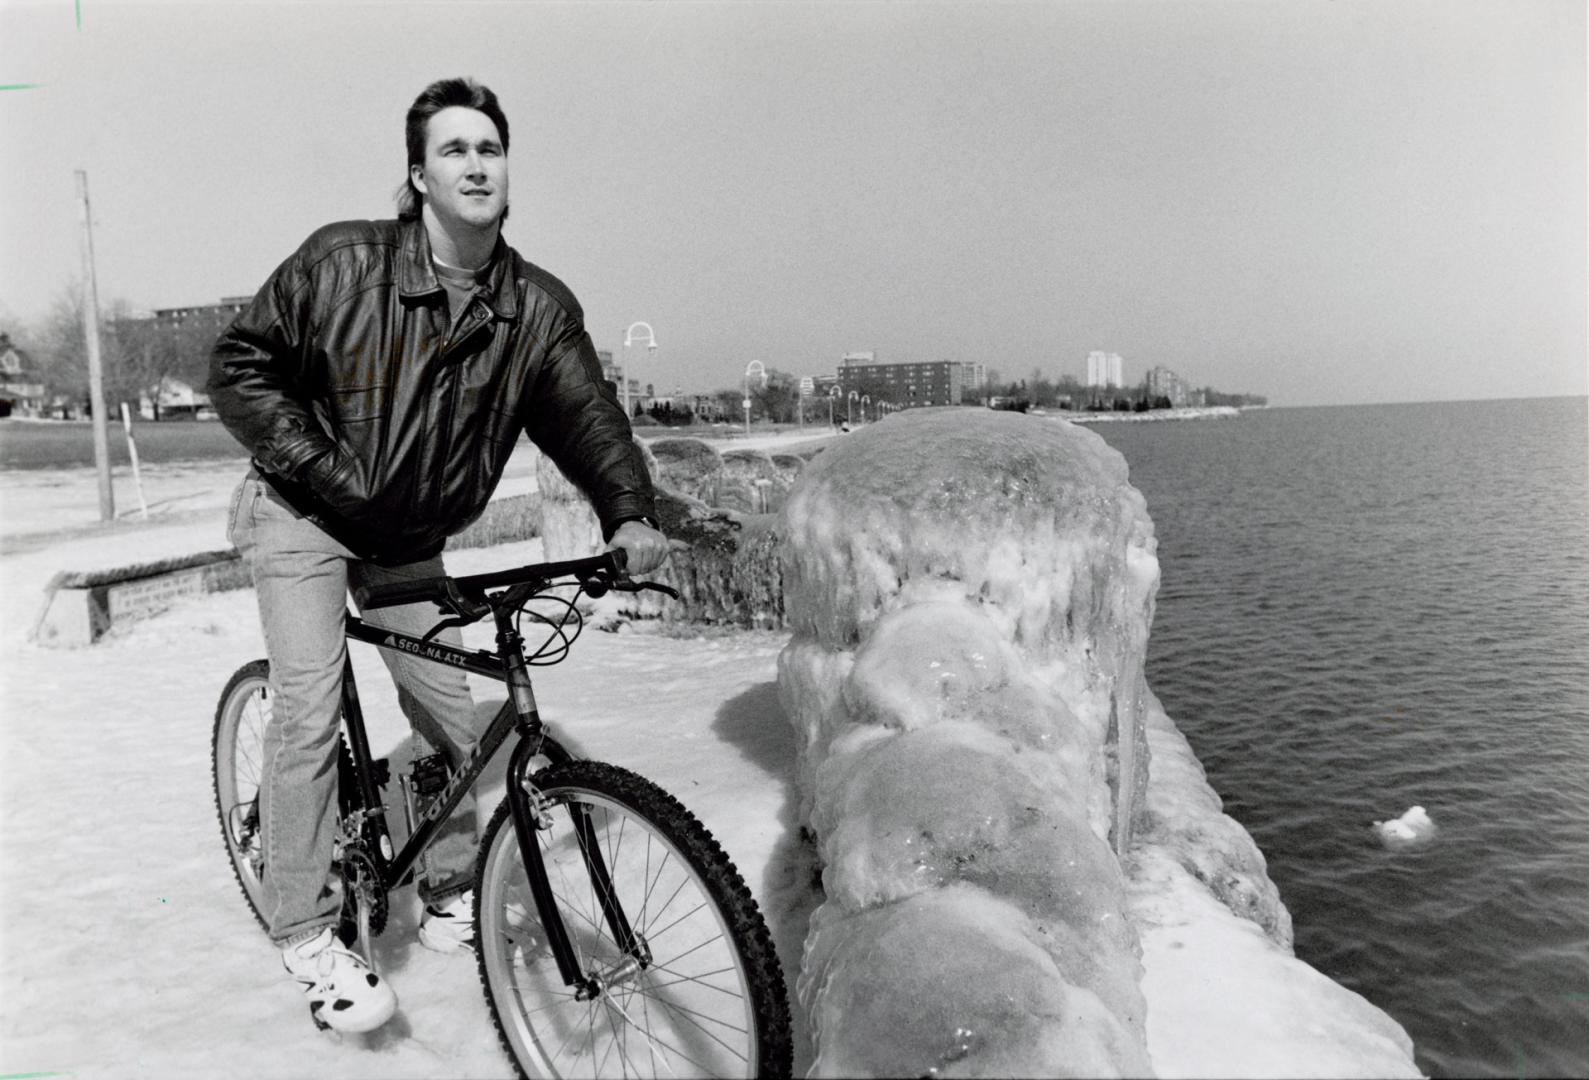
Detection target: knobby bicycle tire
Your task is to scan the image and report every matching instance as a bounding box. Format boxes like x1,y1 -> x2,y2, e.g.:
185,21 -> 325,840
474,760 -> 793,1079
212,659 -> 274,933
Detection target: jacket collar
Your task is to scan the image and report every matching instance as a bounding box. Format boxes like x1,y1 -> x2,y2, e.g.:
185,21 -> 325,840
397,217 -> 518,321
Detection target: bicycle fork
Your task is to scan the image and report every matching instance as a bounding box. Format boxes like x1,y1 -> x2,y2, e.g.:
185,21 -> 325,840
500,640 -> 649,1001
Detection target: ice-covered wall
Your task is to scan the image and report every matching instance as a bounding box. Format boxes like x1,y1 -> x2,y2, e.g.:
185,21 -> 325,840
778,409 -> 1159,1076
775,409 -> 1422,1079
779,410 -> 1158,851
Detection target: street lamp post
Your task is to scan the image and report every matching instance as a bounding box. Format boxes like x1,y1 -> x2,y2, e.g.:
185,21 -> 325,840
828,386 -> 839,427
743,360 -> 766,436
847,390 -> 858,425
861,394 -> 870,423
622,322 -> 658,420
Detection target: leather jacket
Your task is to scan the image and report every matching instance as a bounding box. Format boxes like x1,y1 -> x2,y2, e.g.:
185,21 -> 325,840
209,218 -> 656,564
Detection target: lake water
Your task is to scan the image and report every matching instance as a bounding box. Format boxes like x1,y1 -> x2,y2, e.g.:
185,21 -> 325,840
1087,398 -> 1589,1078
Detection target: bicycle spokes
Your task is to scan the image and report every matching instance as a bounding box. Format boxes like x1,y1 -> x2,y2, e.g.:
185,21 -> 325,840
477,762 -> 784,1079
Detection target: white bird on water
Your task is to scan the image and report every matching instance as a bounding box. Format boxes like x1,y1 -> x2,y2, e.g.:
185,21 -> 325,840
1373,805 -> 1437,848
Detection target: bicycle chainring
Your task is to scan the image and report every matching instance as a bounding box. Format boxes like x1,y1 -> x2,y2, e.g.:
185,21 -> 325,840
338,843 -> 388,941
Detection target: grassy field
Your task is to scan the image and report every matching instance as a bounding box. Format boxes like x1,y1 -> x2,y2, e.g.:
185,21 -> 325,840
0,417 -> 839,470
0,419 -> 248,469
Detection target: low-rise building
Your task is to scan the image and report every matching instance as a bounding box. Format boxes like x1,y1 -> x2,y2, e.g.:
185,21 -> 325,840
151,296 -> 251,331
138,376 -> 212,420
0,332 -> 46,417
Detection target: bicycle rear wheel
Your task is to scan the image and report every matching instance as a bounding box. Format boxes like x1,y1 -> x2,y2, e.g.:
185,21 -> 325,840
212,659 -> 273,931
475,760 -> 792,1079
212,659 -> 367,938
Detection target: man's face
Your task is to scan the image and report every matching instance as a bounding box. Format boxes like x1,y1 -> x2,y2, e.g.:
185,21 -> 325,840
411,105 -> 508,234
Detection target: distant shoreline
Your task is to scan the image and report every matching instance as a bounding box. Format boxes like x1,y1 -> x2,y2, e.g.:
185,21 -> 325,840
1056,405 -> 1244,424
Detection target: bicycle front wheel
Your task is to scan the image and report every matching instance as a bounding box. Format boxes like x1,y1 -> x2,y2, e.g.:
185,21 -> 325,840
475,760 -> 792,1079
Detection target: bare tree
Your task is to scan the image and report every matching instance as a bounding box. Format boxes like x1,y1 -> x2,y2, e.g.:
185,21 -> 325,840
104,302 -> 163,414
26,285 -> 193,418
106,303 -> 224,420
750,368 -> 802,424
32,283 -> 90,413
714,387 -> 744,422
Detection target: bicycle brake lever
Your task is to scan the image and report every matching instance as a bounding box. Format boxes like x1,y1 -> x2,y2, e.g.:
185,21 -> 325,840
440,580 -> 493,622
422,618 -> 469,642
583,576 -> 676,601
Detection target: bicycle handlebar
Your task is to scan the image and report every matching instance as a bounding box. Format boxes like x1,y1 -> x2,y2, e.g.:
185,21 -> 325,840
353,550 -> 677,619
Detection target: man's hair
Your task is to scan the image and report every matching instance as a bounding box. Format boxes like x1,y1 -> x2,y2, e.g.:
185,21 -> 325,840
396,77 -> 511,222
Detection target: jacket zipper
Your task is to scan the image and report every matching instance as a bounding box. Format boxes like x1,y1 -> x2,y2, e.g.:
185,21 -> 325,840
431,298 -> 489,521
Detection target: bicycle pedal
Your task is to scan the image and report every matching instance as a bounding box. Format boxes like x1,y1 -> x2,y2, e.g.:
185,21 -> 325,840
408,752 -> 450,797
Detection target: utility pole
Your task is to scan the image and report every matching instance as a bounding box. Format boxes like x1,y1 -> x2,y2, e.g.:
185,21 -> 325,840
76,169 -> 114,521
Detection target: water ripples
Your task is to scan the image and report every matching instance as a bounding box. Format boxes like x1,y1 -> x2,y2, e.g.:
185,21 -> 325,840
1092,398 -> 1589,1078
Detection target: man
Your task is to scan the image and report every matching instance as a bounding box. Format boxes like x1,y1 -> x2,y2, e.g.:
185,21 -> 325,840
210,76 -> 668,1034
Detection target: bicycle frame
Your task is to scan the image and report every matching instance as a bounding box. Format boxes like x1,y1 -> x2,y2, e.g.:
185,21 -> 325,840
337,602 -> 641,995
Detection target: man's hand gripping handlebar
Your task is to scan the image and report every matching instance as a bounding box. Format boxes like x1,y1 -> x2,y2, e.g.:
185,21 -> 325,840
607,518 -> 670,576
352,550 -> 681,629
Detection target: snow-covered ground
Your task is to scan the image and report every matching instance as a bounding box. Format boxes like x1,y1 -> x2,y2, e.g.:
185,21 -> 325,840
0,427 -> 1420,1079
0,434 -> 826,1079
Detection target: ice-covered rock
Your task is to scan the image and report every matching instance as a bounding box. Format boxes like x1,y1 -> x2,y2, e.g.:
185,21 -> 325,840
780,408 -> 1158,849
720,447 -> 806,515
1372,805 -> 1436,849
536,437 -> 785,627
802,883 -> 1154,1078
779,409 -> 1158,1076
1138,688 -> 1293,948
647,437 -> 725,504
1127,848 -> 1421,1078
770,450 -> 811,480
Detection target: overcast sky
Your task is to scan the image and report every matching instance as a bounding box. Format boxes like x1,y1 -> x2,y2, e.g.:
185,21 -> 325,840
1,0 -> 1583,406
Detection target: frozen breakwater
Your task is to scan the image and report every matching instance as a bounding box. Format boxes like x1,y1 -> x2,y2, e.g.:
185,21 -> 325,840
1063,405 -> 1243,424
775,409 -> 1420,1078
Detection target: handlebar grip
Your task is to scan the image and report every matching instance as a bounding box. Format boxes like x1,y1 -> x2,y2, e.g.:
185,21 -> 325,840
356,551 -> 631,614
355,578 -> 448,611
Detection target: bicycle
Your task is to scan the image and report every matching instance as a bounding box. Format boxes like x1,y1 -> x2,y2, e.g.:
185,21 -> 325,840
211,550 -> 793,1078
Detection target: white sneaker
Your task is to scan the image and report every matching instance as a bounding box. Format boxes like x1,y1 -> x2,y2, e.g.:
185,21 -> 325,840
418,890 -> 476,953
282,927 -> 397,1033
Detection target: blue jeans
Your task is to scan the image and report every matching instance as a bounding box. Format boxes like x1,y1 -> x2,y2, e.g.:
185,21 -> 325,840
228,472 -> 482,944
